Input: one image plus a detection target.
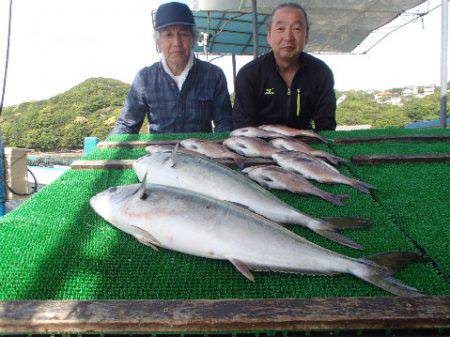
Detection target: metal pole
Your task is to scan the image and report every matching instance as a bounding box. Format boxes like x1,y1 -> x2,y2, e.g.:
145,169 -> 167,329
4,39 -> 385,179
0,131 -> 4,217
232,53 -> 237,90
440,0 -> 448,128
251,0 -> 258,59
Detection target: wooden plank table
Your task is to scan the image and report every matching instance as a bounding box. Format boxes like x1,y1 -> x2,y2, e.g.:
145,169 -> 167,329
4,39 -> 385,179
0,297 -> 449,333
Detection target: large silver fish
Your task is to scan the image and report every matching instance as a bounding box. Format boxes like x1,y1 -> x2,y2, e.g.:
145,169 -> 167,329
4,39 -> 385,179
242,165 -> 351,206
231,126 -> 285,138
223,136 -> 281,158
272,152 -> 376,194
270,138 -> 347,166
180,138 -> 246,168
259,124 -> 330,144
89,181 -> 424,297
133,150 -> 371,250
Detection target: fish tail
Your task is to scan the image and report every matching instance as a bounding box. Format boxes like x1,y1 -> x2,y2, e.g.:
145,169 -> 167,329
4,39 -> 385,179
358,271 -> 424,297
355,253 -> 427,296
321,192 -> 351,206
324,155 -> 339,166
315,134 -> 330,144
313,227 -> 364,250
320,216 -> 373,229
312,151 -> 342,166
349,178 -> 376,194
233,155 -> 247,169
327,154 -> 348,165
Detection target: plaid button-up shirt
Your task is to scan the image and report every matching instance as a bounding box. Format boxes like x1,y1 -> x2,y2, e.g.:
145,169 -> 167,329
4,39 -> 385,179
110,58 -> 233,134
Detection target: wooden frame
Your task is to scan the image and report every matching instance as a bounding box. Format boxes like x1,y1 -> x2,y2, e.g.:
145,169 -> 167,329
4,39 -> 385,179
0,296 -> 449,333
333,135 -> 450,145
352,153 -> 450,165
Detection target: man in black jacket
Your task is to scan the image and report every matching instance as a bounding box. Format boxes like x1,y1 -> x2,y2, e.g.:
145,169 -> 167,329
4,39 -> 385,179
232,3 -> 336,131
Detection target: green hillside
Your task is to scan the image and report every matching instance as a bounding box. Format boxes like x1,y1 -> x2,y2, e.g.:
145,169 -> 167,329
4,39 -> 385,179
1,78 -> 130,151
335,89 -> 444,129
1,78 -> 446,152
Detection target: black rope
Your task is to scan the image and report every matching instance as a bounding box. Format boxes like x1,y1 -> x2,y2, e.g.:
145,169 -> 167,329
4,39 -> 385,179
4,167 -> 38,197
0,0 -> 13,117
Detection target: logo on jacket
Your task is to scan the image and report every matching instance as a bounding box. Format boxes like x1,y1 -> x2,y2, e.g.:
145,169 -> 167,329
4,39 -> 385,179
264,88 -> 275,95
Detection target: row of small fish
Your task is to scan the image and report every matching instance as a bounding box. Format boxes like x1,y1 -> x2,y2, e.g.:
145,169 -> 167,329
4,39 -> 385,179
90,148 -> 425,296
225,136 -> 346,165
146,141 -> 352,206
231,124 -> 330,144
148,137 -> 375,196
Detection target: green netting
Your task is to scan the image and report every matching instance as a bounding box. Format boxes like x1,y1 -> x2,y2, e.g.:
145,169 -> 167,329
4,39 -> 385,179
321,127 -> 450,139
332,141 -> 450,157
106,131 -> 230,142
0,129 -> 448,300
331,142 -> 450,279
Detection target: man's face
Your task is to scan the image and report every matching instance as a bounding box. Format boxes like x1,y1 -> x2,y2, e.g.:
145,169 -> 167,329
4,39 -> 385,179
158,25 -> 193,67
267,7 -> 308,63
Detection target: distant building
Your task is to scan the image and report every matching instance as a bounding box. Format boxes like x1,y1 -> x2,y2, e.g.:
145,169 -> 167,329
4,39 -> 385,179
402,86 -> 418,96
336,125 -> 372,131
423,85 -> 435,96
374,91 -> 403,106
336,94 -> 347,105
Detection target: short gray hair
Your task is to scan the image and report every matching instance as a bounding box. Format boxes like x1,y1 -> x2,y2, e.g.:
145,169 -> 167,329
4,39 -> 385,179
153,25 -> 200,46
266,3 -> 309,31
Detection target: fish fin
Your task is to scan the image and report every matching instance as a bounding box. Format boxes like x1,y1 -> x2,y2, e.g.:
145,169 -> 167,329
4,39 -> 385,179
230,258 -> 255,281
321,216 -> 373,229
256,180 -> 273,190
362,252 -> 430,275
313,228 -> 364,250
168,143 -> 180,167
130,225 -> 160,251
355,258 -> 424,297
320,193 -> 352,206
133,174 -> 149,200
229,201 -> 254,211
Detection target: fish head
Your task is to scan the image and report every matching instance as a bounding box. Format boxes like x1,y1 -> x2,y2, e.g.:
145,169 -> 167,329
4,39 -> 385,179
230,127 -> 254,137
241,165 -> 267,175
145,145 -> 173,154
180,138 -> 203,150
90,184 -> 138,223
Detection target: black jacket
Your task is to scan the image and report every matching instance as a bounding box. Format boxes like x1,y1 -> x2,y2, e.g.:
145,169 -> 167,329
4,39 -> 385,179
232,52 -> 336,131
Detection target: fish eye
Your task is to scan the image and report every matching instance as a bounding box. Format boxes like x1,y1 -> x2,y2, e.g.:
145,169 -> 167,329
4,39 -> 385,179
109,187 -> 118,193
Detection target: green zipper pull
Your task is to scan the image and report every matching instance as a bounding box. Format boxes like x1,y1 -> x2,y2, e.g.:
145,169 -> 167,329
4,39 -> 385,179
296,89 -> 301,117
287,88 -> 291,96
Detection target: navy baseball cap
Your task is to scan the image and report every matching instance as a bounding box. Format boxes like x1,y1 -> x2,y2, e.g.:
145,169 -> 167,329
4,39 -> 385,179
153,2 -> 195,30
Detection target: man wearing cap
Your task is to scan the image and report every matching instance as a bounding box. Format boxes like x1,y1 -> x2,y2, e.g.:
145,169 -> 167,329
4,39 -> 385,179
111,2 -> 233,134
232,3 -> 336,132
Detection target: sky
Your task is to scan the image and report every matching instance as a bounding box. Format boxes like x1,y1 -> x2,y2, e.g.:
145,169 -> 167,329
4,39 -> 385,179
0,0 -> 448,107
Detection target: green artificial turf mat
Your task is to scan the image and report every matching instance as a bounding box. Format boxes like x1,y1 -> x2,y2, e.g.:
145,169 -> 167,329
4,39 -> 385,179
331,141 -> 450,158
331,141 -> 449,280
84,148 -> 147,161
